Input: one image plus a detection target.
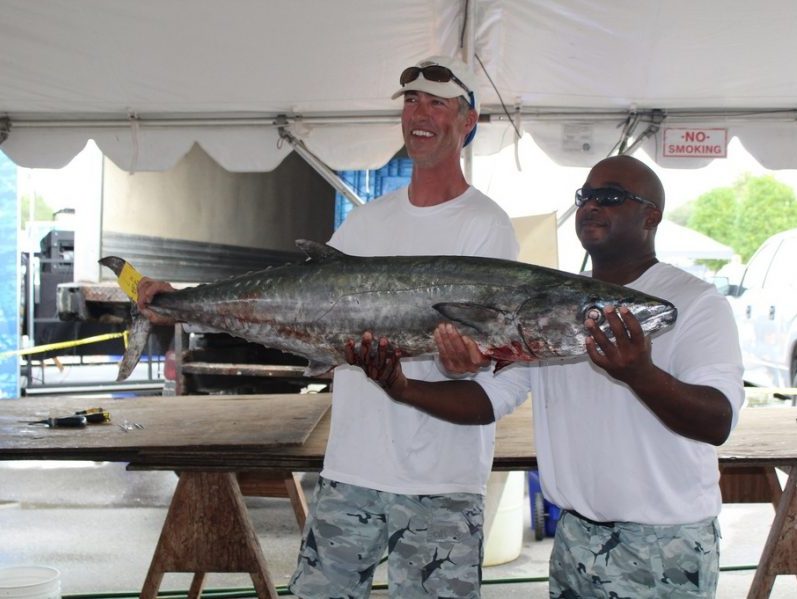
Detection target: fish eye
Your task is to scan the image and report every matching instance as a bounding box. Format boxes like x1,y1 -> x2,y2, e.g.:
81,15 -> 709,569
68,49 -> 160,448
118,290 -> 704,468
583,305 -> 604,324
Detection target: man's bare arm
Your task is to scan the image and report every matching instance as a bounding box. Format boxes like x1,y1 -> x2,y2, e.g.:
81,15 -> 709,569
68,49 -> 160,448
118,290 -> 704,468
345,332 -> 495,425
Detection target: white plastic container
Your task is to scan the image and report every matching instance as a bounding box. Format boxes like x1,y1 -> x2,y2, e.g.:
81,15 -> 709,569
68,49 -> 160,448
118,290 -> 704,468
0,567 -> 61,599
482,470 -> 525,566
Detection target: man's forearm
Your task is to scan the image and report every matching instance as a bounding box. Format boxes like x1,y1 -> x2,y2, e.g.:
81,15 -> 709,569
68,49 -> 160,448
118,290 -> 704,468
631,367 -> 733,446
387,379 -> 495,425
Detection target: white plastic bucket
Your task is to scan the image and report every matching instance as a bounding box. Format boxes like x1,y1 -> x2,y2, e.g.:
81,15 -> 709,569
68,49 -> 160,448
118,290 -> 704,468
0,567 -> 61,599
482,470 -> 525,566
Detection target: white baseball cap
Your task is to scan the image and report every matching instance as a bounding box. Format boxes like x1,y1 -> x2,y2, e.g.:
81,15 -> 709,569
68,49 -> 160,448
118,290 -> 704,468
391,55 -> 479,114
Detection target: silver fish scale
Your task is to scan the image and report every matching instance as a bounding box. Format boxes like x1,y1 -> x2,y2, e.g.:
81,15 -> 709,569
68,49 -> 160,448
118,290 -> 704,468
110,241 -> 677,378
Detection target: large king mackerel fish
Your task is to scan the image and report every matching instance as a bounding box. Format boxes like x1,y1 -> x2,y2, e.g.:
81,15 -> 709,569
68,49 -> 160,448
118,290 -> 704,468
100,239 -> 677,381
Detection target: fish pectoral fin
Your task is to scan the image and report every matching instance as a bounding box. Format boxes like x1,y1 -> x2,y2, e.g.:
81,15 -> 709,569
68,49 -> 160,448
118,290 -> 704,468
304,360 -> 335,378
433,302 -> 508,335
117,314 -> 152,381
296,239 -> 346,262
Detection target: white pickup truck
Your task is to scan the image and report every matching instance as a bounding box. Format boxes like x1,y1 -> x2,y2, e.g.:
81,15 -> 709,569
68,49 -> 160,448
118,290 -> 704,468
725,228 -> 797,395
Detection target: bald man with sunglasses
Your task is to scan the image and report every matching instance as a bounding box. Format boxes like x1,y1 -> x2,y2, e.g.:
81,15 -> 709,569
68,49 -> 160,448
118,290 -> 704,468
288,56 -> 528,599
436,155 -> 744,598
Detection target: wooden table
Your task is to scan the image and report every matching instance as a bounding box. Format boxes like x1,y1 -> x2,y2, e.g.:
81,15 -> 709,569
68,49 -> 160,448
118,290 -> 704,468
0,393 -> 335,598
715,409 -> 797,598
1,395 -> 795,598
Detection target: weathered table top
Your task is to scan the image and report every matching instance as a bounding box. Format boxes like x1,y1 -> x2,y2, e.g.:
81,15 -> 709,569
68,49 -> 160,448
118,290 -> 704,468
1,393 -> 795,471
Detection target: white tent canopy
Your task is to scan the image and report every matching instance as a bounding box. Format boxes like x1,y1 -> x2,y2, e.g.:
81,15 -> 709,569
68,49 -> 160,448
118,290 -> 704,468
655,221 -> 736,264
2,0 -> 797,172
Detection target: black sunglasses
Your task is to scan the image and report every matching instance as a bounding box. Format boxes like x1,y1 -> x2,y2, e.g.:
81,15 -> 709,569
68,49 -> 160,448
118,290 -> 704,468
399,64 -> 472,97
575,187 -> 658,209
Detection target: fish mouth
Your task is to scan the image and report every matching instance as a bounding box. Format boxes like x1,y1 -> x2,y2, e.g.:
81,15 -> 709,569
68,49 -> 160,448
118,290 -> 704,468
593,300 -> 677,338
635,301 -> 678,333
663,303 -> 677,323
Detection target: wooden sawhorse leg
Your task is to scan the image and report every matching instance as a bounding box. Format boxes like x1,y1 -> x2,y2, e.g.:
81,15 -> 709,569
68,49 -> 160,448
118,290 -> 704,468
140,471 -> 278,599
748,466 -> 797,598
237,471 -> 309,531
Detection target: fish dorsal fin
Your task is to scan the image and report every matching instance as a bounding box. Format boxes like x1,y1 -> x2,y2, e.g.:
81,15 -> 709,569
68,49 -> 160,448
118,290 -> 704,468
296,239 -> 346,262
433,302 -> 509,335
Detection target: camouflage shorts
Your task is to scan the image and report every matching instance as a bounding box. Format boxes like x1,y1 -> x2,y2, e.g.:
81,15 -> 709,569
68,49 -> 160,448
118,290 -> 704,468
549,510 -> 721,598
288,476 -> 484,599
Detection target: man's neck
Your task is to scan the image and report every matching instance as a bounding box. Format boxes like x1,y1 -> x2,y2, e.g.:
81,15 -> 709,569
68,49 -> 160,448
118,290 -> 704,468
407,163 -> 469,207
591,253 -> 659,286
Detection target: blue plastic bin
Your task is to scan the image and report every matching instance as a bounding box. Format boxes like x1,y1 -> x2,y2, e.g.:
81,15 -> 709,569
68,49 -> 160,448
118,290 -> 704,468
527,470 -> 561,539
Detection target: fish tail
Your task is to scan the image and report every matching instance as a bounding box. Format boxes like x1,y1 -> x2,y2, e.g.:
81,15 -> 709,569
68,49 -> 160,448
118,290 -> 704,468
99,256 -> 150,380
117,311 -> 152,381
98,256 -> 144,302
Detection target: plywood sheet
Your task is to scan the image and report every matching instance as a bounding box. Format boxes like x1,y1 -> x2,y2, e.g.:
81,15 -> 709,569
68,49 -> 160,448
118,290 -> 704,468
0,393 -> 331,462
3,395 -> 797,473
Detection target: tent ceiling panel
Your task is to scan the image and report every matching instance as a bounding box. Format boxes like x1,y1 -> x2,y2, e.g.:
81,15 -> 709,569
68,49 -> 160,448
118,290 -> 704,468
1,0 -> 796,171
503,1 -> 797,110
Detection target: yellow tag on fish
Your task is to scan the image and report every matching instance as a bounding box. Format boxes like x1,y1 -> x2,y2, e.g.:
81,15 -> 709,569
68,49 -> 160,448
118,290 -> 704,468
117,262 -> 143,302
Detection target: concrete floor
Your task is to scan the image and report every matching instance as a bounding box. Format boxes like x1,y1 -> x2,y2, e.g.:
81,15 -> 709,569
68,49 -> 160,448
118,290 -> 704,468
0,461 -> 795,598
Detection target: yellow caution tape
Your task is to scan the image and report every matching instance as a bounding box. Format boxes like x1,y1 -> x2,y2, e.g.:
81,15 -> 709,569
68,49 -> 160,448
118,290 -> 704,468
0,259 -> 144,362
746,387 -> 797,396
0,331 -> 128,361
117,262 -> 144,302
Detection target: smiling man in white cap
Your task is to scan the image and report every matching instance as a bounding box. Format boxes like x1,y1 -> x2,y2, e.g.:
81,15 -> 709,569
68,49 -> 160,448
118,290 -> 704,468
133,54 -> 525,598
286,55 -> 528,598
393,55 -> 480,148
132,54 -> 526,597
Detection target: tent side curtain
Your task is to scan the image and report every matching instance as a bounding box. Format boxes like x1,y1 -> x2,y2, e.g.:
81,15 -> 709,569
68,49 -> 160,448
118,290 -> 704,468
4,114 -> 797,172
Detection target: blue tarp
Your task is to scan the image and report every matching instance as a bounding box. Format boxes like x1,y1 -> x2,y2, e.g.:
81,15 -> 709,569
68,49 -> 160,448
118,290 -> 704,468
335,159 -> 413,228
0,153 -> 18,398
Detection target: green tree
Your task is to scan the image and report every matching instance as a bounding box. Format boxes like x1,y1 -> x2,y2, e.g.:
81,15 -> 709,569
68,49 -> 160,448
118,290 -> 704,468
734,175 -> 797,261
19,193 -> 54,230
683,174 -> 797,264
668,202 -> 692,226
687,187 -> 737,248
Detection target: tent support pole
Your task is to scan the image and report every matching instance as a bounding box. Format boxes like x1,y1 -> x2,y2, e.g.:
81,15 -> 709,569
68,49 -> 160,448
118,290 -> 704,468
278,127 -> 364,208
621,109 -> 666,155
461,0 -> 476,182
0,118 -> 9,144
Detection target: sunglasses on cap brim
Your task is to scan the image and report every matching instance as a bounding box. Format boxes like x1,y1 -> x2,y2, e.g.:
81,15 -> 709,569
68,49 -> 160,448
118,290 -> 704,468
575,187 -> 659,209
399,65 -> 472,98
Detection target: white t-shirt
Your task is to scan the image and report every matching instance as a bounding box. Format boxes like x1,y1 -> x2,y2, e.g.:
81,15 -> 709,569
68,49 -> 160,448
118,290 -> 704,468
531,262 -> 745,525
321,185 -> 529,495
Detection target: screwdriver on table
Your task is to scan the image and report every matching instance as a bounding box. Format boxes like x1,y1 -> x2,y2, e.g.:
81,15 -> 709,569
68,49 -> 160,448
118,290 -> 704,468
75,408 -> 112,423
28,415 -> 88,428
27,408 -> 111,428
